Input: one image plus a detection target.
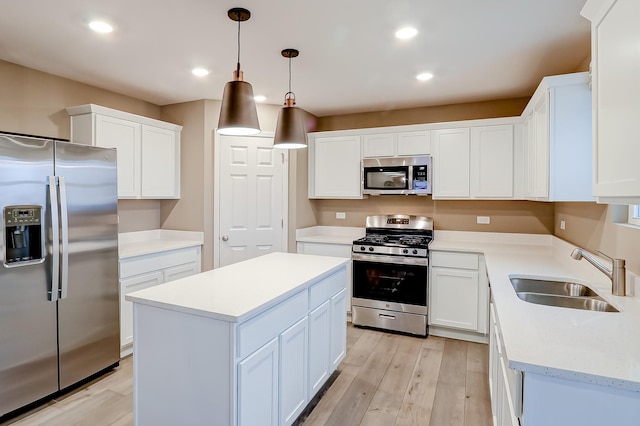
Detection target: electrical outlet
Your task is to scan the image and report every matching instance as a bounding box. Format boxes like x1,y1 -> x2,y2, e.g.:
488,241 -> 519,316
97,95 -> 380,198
477,216 -> 490,225
336,212 -> 346,220
560,220 -> 566,230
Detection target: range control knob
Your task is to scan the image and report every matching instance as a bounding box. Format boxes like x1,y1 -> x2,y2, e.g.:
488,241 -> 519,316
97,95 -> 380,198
368,247 -> 374,252
402,249 -> 409,254
360,246 -> 366,251
412,249 -> 418,255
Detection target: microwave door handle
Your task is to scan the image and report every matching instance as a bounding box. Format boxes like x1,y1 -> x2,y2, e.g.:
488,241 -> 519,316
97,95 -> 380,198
58,176 -> 69,299
48,176 -> 59,302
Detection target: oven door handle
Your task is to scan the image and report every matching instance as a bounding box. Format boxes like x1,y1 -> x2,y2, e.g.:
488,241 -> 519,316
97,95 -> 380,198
352,253 -> 428,267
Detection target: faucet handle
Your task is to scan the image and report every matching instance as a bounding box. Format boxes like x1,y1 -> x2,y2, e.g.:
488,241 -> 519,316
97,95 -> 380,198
596,250 -> 613,261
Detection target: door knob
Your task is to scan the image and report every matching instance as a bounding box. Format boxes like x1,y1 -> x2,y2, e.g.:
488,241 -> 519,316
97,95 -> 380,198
221,235 -> 229,242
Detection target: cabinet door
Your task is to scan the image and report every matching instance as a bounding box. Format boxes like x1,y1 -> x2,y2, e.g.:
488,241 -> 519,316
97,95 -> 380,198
308,300 -> 331,398
430,267 -> 479,330
470,125 -> 514,198
95,114 -> 141,198
311,136 -> 362,198
531,93 -> 550,198
163,262 -> 200,283
591,0 -> 640,199
329,289 -> 347,370
397,131 -> 431,156
279,317 -> 308,426
432,128 -> 470,198
120,271 -> 163,348
238,338 -> 279,426
141,125 -> 180,198
363,133 -> 395,158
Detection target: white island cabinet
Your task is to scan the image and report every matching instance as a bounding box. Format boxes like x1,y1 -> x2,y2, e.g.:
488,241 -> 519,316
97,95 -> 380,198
126,252 -> 348,426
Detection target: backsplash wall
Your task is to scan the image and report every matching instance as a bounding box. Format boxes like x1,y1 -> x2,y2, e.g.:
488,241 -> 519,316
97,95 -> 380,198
313,198 -> 554,234
555,202 -> 640,276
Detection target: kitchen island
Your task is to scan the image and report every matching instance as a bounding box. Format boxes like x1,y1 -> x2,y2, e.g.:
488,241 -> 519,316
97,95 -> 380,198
126,252 -> 349,426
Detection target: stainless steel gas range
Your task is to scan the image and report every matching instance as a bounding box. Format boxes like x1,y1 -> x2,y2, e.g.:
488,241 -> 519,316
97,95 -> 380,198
351,214 -> 433,337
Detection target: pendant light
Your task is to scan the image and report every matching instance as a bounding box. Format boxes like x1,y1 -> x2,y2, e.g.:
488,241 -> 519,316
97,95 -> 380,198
217,8 -> 260,136
273,48 -> 308,149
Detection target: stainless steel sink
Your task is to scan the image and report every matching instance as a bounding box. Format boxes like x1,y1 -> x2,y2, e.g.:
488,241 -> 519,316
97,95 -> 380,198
509,277 -> 619,312
516,292 -> 619,312
510,277 -> 599,297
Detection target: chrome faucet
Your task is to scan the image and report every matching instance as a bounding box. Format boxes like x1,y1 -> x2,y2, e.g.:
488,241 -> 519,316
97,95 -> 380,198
570,248 -> 626,296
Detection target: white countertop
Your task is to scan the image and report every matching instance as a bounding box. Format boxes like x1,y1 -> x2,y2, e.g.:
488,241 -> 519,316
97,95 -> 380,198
125,252 -> 349,323
296,226 -> 365,245
432,230 -> 640,392
118,229 -> 204,259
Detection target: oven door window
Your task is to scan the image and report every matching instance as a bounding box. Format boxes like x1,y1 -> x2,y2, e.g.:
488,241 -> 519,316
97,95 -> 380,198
364,166 -> 408,190
353,260 -> 427,306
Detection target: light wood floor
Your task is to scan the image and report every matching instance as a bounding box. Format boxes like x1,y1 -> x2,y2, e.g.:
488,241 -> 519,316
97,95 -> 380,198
2,325 -> 491,426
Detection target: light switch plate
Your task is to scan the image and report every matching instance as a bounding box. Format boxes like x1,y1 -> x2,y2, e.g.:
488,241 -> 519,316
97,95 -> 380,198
560,220 -> 566,230
477,216 -> 490,224
336,212 -> 346,219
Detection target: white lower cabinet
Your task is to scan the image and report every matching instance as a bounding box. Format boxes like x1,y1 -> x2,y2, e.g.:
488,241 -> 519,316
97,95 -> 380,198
329,289 -> 348,369
489,303 -> 520,426
308,300 -> 331,397
119,245 -> 201,356
238,338 -> 279,426
279,317 -> 309,426
429,251 -> 488,342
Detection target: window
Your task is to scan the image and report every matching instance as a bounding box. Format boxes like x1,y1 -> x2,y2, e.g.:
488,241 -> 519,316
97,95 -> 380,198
629,205 -> 640,226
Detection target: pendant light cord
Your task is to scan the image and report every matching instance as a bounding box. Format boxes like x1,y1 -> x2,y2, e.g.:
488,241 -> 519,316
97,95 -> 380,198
288,56 -> 292,94
236,12 -> 241,76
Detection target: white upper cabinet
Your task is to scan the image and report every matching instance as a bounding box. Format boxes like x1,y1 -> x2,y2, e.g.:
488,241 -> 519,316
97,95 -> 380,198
520,73 -> 593,202
66,104 -> 182,199
582,0 -> 640,203
308,134 -> 364,199
362,131 -> 430,158
432,128 -> 471,198
470,125 -> 515,199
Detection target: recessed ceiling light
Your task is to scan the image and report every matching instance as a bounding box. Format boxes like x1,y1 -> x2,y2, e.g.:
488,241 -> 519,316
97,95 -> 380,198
192,68 -> 210,77
254,95 -> 267,102
416,72 -> 434,81
89,21 -> 113,34
395,27 -> 417,40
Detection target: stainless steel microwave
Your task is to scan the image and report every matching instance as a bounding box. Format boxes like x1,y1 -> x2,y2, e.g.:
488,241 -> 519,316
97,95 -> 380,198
362,156 -> 432,195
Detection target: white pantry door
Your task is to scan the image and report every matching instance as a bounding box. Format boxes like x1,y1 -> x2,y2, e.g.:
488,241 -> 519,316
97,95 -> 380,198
215,134 -> 288,267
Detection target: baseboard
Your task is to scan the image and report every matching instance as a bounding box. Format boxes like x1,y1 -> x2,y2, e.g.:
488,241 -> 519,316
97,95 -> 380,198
429,325 -> 489,344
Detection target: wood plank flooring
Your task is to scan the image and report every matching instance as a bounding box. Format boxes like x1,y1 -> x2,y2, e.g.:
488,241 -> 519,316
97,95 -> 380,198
2,325 -> 491,426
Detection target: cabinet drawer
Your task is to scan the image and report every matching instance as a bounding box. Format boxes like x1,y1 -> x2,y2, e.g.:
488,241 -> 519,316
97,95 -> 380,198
120,247 -> 199,278
309,267 -> 347,310
430,251 -> 479,270
237,290 -> 308,359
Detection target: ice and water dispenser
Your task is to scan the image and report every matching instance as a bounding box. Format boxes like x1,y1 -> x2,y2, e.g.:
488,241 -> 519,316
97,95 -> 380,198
3,206 -> 43,264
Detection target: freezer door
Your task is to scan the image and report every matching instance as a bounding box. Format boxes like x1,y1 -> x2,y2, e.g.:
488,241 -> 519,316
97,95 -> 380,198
54,142 -> 119,389
0,135 -> 58,417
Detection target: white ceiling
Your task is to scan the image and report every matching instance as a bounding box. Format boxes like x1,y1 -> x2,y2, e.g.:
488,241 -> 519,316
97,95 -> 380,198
0,0 -> 590,117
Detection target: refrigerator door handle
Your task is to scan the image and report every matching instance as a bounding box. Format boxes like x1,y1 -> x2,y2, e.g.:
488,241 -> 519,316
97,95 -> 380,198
48,176 -> 60,302
58,176 -> 69,299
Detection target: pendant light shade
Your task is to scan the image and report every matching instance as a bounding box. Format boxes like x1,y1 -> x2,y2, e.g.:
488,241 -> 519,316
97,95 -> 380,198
274,103 -> 307,149
217,8 -> 260,136
273,48 -> 307,149
218,79 -> 260,135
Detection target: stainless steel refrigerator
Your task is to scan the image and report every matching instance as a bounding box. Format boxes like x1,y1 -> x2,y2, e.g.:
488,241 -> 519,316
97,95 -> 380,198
0,132 -> 120,418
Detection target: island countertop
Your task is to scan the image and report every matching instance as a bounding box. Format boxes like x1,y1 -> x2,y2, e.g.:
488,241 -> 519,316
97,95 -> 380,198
125,252 -> 349,323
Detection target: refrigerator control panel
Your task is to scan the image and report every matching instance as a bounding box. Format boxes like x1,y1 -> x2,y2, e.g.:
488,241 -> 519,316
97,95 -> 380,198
4,205 -> 43,264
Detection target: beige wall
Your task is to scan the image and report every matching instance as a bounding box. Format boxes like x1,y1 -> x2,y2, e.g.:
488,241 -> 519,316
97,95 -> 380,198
554,203 -> 640,275
313,198 -> 553,234
315,98 -> 529,131
0,60 -> 162,139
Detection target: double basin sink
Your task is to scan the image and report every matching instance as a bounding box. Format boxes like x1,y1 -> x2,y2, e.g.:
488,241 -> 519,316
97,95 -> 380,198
510,277 -> 619,312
